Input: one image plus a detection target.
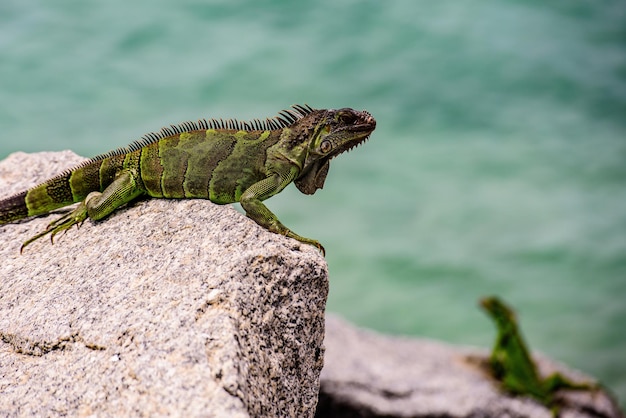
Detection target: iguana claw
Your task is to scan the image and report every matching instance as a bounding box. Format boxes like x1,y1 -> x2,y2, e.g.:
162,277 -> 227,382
20,203 -> 88,253
282,229 -> 325,256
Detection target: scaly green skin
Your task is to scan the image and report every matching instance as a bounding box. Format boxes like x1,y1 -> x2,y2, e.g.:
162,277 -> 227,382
0,105 -> 376,254
480,296 -> 597,415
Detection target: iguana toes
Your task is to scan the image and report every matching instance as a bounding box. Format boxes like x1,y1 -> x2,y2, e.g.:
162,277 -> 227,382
0,105 -> 376,254
479,296 -> 598,415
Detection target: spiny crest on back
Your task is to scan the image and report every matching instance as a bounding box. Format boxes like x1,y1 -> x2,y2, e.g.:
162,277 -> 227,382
24,105 -> 317,192
95,104 -> 316,161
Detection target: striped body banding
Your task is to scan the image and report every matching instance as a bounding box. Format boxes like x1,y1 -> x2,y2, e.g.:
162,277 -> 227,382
1,106 -> 313,224
0,104 -> 376,254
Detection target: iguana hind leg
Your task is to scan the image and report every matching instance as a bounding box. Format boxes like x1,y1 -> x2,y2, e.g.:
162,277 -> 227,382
21,202 -> 90,252
21,170 -> 144,252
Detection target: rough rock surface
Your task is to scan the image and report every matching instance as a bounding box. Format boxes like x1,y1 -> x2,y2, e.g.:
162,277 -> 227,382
0,151 -> 328,417
317,315 -> 624,418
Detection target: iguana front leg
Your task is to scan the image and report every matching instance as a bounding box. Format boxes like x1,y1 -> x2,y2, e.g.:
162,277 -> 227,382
542,372 -> 598,393
21,170 -> 144,252
240,167 -> 325,255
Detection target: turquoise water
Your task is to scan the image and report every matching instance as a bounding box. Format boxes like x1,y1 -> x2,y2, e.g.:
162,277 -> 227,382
1,0 -> 625,405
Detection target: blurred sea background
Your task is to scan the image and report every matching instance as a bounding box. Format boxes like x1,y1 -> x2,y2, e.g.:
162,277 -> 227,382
1,0 -> 625,406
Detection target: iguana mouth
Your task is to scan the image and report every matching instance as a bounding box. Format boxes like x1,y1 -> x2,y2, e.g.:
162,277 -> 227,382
339,131 -> 372,155
333,111 -> 376,155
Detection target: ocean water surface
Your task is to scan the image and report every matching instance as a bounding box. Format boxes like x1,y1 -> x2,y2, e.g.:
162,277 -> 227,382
1,0 -> 625,406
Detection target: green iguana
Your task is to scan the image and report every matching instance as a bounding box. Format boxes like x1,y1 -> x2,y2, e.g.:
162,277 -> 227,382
479,296 -> 598,415
0,105 -> 376,254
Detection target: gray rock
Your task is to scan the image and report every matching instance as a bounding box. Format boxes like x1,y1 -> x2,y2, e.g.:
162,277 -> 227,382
0,151 -> 328,417
317,315 -> 624,418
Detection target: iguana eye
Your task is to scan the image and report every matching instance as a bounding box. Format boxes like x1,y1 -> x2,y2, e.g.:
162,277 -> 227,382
320,140 -> 332,153
338,112 -> 356,124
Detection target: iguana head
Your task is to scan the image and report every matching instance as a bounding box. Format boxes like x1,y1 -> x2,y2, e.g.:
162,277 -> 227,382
480,296 -> 517,328
294,108 -> 376,195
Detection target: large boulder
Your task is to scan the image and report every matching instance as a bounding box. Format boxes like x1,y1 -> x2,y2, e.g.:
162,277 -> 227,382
317,315 -> 624,418
0,151 -> 328,417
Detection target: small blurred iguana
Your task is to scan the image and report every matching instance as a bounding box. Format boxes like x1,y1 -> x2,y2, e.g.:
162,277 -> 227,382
480,296 -> 598,415
0,105 -> 376,253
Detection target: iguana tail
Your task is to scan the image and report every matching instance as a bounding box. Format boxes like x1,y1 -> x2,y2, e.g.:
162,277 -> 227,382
0,190 -> 31,224
0,159 -> 107,225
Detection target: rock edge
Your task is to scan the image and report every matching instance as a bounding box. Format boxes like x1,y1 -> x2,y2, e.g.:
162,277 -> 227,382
0,151 -> 329,417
